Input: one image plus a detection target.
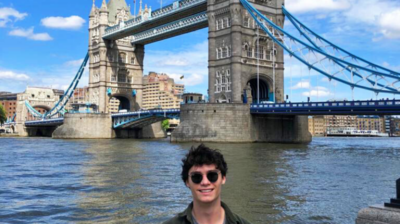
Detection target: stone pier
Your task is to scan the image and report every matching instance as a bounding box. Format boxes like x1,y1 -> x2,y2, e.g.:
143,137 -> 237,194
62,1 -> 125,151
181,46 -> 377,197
171,103 -> 311,143
53,113 -> 115,139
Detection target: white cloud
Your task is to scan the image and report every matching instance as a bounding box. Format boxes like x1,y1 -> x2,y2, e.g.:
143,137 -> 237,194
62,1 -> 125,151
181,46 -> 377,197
9,27 -> 53,41
0,70 -> 30,81
0,7 -> 27,27
286,0 -> 350,14
291,80 -> 311,89
378,9 -> 400,39
64,59 -> 84,67
41,16 -> 86,30
144,40 -> 208,90
168,73 -> 204,87
302,86 -> 333,97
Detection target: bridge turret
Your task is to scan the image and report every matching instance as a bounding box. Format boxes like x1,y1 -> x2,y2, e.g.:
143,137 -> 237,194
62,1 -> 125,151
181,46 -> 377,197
88,0 -> 144,114
207,0 -> 285,104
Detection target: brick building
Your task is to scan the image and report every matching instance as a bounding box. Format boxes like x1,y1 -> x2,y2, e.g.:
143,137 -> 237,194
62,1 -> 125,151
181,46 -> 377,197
0,92 -> 18,120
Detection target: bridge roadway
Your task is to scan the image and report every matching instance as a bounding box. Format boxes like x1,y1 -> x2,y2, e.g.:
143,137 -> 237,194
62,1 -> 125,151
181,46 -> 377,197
103,0 -> 207,44
24,100 -> 400,128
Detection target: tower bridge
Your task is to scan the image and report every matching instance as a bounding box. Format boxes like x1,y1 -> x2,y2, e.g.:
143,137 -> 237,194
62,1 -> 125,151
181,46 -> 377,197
17,0 -> 400,142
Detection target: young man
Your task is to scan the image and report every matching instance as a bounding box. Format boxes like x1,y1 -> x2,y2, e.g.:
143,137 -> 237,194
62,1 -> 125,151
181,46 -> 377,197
164,144 -> 251,224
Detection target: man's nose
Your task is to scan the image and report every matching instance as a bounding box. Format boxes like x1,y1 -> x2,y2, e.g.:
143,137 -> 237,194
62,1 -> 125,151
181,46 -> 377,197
200,174 -> 211,185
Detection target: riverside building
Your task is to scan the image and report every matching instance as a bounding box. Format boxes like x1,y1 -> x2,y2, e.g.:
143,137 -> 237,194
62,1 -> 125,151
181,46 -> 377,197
308,115 -> 388,137
142,72 -> 184,109
0,92 -> 18,120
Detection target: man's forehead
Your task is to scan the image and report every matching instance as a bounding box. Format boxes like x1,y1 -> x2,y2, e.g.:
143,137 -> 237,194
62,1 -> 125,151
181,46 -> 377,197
189,164 -> 218,172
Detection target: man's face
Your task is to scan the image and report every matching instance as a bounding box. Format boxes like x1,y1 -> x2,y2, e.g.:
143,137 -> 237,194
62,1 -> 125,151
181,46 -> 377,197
186,164 -> 226,204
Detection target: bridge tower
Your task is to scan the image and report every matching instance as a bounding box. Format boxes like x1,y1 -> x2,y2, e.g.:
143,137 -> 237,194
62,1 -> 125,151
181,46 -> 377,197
88,0 -> 144,113
208,0 -> 285,103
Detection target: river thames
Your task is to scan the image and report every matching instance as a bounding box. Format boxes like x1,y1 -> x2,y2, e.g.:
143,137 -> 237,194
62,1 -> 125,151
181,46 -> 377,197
0,137 -> 399,224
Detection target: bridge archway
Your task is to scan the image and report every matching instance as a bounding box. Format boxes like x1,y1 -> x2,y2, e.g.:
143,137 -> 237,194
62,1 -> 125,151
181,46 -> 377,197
109,95 -> 131,113
247,75 -> 273,103
27,105 -> 51,120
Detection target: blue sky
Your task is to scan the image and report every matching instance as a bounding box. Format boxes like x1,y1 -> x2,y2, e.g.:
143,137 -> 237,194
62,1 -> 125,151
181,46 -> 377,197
0,0 -> 400,102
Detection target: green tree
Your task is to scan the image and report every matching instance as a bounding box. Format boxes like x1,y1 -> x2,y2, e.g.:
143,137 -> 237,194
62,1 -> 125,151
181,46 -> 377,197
162,119 -> 170,131
0,105 -> 6,125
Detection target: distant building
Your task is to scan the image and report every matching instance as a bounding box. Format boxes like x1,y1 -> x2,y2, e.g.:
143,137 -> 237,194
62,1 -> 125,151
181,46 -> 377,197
0,92 -> 18,120
67,87 -> 90,111
16,87 -> 64,121
308,115 -> 387,137
142,72 -> 184,109
308,115 -> 326,136
325,115 -> 357,130
356,115 -> 385,133
182,93 -> 203,104
392,118 -> 400,136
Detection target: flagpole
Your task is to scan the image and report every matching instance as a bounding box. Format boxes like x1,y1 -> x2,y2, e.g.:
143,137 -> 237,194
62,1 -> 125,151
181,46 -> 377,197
134,0 -> 136,17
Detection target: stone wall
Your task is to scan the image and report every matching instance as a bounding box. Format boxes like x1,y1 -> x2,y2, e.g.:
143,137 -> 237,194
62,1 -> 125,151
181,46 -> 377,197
171,103 -> 311,143
356,205 -> 400,224
172,103 -> 253,142
53,113 -> 114,139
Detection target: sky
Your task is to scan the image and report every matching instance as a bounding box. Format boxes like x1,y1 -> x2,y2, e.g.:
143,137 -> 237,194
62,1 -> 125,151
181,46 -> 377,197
0,0 -> 400,102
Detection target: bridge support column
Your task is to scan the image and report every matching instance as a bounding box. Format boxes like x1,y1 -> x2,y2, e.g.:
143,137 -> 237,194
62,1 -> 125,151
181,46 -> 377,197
53,113 -> 115,139
171,104 -> 311,143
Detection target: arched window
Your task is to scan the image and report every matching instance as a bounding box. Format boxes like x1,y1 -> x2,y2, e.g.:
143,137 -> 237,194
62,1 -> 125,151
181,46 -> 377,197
222,18 -> 226,28
216,20 -> 221,30
218,48 -> 223,59
243,17 -> 250,27
256,46 -> 264,59
222,47 -> 228,58
119,52 -> 126,63
247,47 -> 253,58
118,72 -> 127,82
111,72 -> 117,82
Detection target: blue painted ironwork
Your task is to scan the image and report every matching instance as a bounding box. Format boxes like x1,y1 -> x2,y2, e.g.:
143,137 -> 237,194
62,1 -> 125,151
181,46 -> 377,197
25,53 -> 89,119
282,7 -> 400,77
240,0 -> 400,94
112,109 -> 180,128
103,0 -> 207,39
251,99 -> 400,115
131,12 -> 207,45
25,118 -> 64,127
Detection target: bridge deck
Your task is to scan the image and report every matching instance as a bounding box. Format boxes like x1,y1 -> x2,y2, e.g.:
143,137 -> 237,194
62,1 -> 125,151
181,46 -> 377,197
251,100 -> 400,115
103,0 -> 207,41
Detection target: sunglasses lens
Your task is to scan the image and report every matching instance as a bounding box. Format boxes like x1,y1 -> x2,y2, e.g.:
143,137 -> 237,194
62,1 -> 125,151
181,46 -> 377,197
191,173 -> 202,184
207,171 -> 219,183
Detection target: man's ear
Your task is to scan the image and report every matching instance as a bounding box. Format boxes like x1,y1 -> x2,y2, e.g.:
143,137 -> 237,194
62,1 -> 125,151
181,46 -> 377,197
186,180 -> 190,188
222,176 -> 226,185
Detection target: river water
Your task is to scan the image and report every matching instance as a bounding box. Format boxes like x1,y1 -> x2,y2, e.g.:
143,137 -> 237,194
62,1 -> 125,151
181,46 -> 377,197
0,137 -> 399,224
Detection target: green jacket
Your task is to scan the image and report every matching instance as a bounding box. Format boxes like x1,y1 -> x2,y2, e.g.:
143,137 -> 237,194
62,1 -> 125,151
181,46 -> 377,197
163,201 -> 252,224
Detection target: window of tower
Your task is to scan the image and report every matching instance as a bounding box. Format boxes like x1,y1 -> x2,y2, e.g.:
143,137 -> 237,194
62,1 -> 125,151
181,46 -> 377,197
118,72 -> 127,83
119,52 -> 127,63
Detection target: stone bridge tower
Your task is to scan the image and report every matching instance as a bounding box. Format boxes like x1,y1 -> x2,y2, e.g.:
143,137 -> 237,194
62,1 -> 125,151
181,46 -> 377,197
208,0 -> 285,103
88,0 -> 144,113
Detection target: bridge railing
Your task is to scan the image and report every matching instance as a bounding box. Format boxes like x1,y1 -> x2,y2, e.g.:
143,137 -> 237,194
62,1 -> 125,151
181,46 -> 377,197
251,100 -> 400,109
103,0 -> 206,38
131,12 -> 207,44
25,118 -> 64,126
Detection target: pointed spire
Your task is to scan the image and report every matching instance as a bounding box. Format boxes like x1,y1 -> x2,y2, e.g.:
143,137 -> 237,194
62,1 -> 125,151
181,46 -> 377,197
100,0 -> 108,12
138,0 -> 142,15
90,0 -> 97,16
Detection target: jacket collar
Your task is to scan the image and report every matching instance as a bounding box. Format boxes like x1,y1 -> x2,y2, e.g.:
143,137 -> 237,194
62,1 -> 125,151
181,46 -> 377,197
178,201 -> 239,223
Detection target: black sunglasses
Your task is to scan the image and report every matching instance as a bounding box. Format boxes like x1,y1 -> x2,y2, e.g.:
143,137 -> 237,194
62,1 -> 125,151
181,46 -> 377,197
190,170 -> 220,184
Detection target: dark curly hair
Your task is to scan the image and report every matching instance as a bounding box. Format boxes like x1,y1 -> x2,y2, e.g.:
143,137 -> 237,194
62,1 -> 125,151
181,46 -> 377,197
181,144 -> 228,184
